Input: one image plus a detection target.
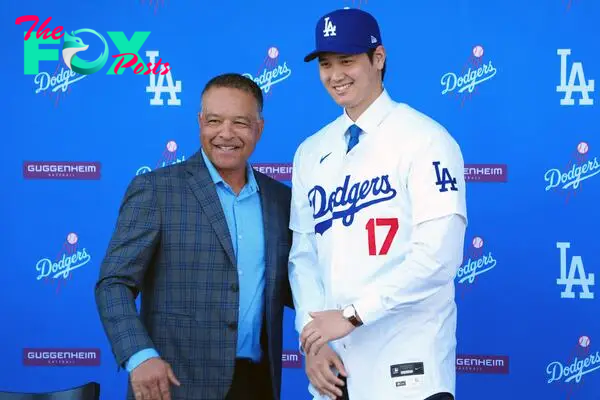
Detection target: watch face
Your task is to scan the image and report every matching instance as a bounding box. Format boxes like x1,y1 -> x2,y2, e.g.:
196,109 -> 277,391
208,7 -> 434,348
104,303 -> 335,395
342,306 -> 353,319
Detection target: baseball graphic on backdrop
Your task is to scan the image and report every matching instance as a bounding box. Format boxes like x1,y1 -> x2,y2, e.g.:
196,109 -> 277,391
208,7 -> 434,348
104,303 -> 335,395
472,236 -> 484,249
67,233 -> 78,245
579,335 -> 590,348
472,45 -> 484,58
577,141 -> 589,155
167,140 -> 177,153
268,47 -> 279,59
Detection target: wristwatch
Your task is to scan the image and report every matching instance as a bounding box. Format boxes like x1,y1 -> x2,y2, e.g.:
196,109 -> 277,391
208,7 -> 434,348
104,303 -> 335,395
342,304 -> 363,327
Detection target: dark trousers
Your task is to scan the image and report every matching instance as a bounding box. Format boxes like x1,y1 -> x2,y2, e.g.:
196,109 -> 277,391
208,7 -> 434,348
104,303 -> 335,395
336,375 -> 454,400
225,358 -> 273,400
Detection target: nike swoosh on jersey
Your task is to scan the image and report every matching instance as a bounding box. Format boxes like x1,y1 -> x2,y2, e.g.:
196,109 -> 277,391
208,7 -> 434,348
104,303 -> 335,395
320,152 -> 332,163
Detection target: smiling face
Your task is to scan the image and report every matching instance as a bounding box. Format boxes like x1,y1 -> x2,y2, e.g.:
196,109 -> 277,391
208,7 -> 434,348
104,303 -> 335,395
199,86 -> 264,177
318,46 -> 386,120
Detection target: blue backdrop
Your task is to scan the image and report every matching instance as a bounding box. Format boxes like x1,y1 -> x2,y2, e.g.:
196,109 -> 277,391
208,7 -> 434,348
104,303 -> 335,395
2,0 -> 599,399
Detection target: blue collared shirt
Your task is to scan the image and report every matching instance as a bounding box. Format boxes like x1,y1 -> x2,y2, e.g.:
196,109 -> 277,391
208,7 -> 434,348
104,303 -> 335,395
126,149 -> 266,371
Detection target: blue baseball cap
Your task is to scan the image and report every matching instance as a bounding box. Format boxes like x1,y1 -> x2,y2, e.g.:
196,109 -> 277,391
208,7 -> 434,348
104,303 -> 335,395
304,7 -> 382,62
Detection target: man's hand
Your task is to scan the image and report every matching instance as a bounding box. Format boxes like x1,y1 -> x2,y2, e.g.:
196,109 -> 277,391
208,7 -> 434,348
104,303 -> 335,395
130,357 -> 181,400
306,345 -> 348,400
301,310 -> 356,356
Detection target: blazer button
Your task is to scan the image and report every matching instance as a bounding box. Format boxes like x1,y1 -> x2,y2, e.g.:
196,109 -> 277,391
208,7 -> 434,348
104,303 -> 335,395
231,283 -> 239,292
228,322 -> 238,331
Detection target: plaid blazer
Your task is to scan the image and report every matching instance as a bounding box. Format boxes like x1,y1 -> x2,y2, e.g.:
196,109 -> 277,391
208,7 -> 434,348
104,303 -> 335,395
95,150 -> 293,400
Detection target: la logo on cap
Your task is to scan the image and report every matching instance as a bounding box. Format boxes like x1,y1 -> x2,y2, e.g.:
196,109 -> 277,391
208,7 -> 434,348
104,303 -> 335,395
323,17 -> 336,37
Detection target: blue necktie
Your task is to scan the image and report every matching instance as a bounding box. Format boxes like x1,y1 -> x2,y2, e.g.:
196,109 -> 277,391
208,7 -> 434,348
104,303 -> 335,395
347,124 -> 361,153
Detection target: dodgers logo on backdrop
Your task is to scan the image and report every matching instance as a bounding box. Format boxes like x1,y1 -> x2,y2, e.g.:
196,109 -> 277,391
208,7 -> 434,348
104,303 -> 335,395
309,174 -> 397,235
243,46 -> 291,94
556,242 -> 594,300
544,141 -> 599,203
546,335 -> 599,398
557,49 -> 594,106
35,232 -> 92,292
441,44 -> 497,105
136,140 -> 187,175
32,58 -> 87,104
456,236 -> 497,288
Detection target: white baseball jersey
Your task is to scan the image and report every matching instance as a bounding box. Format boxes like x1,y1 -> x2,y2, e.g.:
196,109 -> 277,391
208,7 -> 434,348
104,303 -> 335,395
289,89 -> 468,400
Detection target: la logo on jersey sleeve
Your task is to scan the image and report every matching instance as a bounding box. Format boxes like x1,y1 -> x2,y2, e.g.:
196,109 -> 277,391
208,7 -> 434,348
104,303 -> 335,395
433,161 -> 459,192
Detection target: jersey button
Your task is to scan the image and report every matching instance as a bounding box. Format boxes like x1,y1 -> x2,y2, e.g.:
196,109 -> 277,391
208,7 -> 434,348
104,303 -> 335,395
227,322 -> 238,331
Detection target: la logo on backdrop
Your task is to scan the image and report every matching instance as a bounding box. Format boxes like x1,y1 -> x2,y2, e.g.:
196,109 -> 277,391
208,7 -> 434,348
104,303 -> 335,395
556,241 -> 594,301
441,44 -> 498,106
15,14 -> 181,107
546,335 -> 599,399
556,48 -> 594,106
34,232 -> 92,293
243,46 -> 292,96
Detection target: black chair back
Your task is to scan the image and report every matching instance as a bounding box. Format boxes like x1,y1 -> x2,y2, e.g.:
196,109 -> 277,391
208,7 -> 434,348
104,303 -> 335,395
0,382 -> 100,400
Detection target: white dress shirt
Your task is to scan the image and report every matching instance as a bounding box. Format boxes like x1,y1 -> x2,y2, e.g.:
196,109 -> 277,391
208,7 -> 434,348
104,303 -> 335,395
289,89 -> 468,400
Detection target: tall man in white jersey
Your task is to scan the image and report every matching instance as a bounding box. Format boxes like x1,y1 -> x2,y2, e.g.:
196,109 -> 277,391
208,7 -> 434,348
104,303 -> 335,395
288,7 -> 468,400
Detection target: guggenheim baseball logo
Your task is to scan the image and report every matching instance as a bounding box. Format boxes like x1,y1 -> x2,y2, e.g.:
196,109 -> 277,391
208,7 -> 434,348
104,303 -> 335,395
282,350 -> 303,368
16,15 -> 171,76
23,161 -> 101,180
456,354 -> 509,374
23,348 -> 100,366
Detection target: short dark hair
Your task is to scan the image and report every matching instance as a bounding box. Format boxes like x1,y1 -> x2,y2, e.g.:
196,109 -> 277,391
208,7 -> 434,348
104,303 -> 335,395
367,48 -> 386,82
201,73 -> 263,115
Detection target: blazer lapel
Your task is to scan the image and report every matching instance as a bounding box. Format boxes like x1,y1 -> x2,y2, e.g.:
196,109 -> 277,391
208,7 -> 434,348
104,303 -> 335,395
255,174 -> 277,300
185,151 -> 236,267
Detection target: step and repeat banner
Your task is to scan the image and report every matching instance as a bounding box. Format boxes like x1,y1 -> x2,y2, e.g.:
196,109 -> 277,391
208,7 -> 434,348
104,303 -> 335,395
2,0 -> 598,399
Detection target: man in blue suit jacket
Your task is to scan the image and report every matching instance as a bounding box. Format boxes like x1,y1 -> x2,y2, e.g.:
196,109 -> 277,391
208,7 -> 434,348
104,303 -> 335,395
95,73 -> 294,400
